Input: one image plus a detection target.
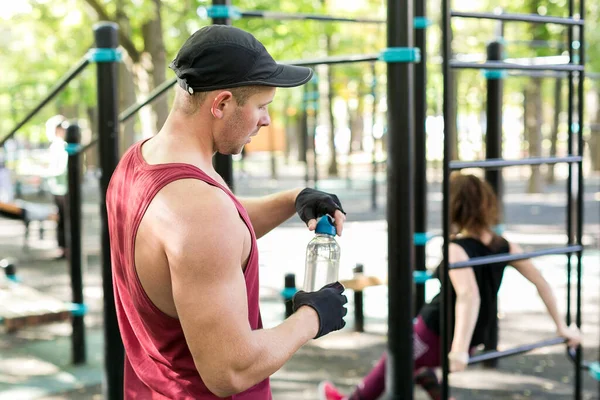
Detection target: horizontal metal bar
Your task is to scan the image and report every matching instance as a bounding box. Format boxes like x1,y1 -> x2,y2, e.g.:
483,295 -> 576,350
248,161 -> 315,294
241,10 -> 385,24
451,60 -> 584,72
451,11 -> 584,26
0,56 -> 91,147
283,54 -> 380,67
450,155 -> 582,170
120,78 -> 177,123
450,245 -> 582,269
469,337 -> 566,365
509,70 -> 568,78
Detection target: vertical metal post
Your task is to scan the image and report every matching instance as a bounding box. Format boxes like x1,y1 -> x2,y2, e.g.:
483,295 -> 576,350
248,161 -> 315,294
302,84 -> 310,186
385,0 -> 414,397
353,264 -> 365,333
65,123 -> 86,365
441,0 -> 452,397
483,41 -> 503,366
575,0 -> 585,397
413,0 -> 427,316
283,274 -> 296,318
311,75 -> 319,188
211,0 -> 234,190
566,0 -> 575,334
485,41 -> 504,213
371,62 -> 378,211
94,22 -> 124,400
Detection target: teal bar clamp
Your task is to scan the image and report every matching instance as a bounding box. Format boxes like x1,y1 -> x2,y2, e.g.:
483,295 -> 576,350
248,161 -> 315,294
493,224 -> 505,235
205,5 -> 242,19
69,303 -> 88,317
483,70 -> 506,80
88,48 -> 122,63
380,47 -> 421,63
414,232 -> 434,246
413,270 -> 434,284
65,143 -> 81,156
571,122 -> 580,133
281,287 -> 298,300
589,362 -> 600,381
414,17 -> 432,29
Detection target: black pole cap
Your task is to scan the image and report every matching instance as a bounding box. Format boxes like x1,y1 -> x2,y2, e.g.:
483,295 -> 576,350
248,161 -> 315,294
284,273 -> 296,288
353,263 -> 364,274
65,123 -> 82,145
0,258 -> 17,277
93,22 -> 119,48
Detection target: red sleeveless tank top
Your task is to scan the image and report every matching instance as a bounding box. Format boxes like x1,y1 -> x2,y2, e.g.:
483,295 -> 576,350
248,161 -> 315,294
106,139 -> 270,399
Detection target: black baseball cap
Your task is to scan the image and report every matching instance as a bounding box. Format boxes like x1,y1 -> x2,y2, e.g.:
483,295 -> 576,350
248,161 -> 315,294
169,25 -> 313,94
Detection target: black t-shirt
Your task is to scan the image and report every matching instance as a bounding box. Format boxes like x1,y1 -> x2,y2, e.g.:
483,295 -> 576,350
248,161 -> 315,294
419,235 -> 510,347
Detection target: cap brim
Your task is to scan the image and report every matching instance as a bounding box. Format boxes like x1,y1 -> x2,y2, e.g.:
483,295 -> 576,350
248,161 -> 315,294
184,64 -> 314,92
262,64 -> 314,88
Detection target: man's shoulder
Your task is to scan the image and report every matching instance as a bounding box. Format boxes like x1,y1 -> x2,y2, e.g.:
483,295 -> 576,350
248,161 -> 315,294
153,179 -> 237,222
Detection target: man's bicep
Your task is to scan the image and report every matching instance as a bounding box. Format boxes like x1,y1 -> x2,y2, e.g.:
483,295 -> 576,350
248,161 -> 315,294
162,187 -> 252,378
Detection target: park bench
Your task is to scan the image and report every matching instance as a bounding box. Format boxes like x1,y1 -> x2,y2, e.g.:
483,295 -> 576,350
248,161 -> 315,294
0,200 -> 58,245
0,259 -> 72,333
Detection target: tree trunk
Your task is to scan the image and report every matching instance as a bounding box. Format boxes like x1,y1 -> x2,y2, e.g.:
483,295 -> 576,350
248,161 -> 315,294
116,0 -> 137,156
526,77 -> 544,193
142,0 -> 169,133
590,88 -> 600,171
547,78 -> 562,183
448,72 -> 459,160
326,62 -> 338,176
86,106 -> 98,170
298,108 -> 308,163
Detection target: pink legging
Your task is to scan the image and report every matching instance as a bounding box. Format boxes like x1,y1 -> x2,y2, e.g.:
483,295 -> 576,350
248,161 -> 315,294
349,316 -> 442,400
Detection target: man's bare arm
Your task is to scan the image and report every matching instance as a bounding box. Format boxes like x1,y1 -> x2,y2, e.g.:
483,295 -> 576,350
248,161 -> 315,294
160,180 -> 319,397
238,188 -> 301,239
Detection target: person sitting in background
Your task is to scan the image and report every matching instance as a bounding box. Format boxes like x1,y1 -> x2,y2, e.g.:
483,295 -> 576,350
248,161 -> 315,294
319,172 -> 581,400
45,115 -> 69,260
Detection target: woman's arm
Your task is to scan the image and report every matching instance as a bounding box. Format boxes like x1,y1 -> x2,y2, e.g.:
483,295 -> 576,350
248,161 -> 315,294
509,242 -> 581,347
448,243 -> 481,371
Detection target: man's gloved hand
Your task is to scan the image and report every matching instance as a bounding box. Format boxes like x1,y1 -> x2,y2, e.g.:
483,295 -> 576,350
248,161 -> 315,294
292,282 -> 348,339
295,188 -> 346,233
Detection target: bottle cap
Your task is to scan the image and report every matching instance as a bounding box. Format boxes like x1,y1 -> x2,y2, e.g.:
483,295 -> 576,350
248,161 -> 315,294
315,215 -> 336,236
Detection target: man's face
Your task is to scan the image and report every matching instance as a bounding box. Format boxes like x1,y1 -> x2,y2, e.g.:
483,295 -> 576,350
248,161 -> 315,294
217,87 -> 276,155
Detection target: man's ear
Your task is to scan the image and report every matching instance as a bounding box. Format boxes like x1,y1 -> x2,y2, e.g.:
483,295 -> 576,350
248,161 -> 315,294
211,91 -> 234,119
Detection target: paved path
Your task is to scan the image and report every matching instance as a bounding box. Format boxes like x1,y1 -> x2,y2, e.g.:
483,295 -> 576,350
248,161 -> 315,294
0,169 -> 598,399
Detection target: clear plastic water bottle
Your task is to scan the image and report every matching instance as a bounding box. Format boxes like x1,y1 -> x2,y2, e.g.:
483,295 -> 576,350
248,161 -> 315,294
303,215 -> 340,292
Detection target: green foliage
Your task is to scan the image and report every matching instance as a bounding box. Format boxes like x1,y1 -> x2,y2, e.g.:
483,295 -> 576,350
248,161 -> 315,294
2,0 -> 598,146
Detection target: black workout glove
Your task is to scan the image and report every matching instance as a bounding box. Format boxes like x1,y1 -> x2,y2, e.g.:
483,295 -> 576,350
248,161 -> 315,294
295,188 -> 346,226
292,282 -> 348,339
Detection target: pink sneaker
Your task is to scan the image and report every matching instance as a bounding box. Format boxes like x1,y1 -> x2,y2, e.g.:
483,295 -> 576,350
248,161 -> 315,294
318,381 -> 348,400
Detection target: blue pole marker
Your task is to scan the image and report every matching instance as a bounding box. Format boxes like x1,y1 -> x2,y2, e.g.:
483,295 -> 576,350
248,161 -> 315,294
281,287 -> 298,300
87,48 -> 123,63
413,270 -> 434,284
380,47 -> 421,63
483,70 -> 506,80
589,362 -> 600,381
65,143 -> 82,156
69,303 -> 88,317
414,17 -> 432,29
414,232 -> 435,246
202,5 -> 242,20
493,224 -> 505,235
571,122 -> 580,133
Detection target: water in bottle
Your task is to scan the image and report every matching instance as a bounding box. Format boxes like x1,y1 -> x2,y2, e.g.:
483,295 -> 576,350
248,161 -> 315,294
303,215 -> 340,292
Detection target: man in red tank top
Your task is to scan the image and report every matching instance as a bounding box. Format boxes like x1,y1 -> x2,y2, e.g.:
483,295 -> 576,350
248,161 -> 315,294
106,25 -> 349,399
